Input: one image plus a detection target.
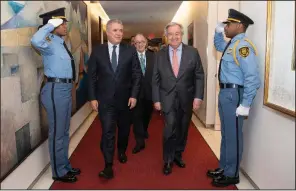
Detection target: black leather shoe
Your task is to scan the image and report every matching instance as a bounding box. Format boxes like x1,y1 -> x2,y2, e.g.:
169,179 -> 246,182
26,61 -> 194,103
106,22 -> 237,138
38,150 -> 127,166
118,153 -> 127,163
212,175 -> 240,187
163,163 -> 172,175
98,167 -> 114,179
132,144 -> 145,154
68,168 -> 81,175
52,173 -> 77,183
207,168 -> 224,178
173,158 -> 186,168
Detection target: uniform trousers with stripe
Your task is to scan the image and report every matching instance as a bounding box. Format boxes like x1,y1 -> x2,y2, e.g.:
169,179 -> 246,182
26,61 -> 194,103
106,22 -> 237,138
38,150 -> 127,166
218,87 -> 244,177
41,82 -> 73,178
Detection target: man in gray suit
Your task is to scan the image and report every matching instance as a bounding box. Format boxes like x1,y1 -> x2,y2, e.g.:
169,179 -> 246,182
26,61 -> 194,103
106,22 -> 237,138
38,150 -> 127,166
152,22 -> 205,175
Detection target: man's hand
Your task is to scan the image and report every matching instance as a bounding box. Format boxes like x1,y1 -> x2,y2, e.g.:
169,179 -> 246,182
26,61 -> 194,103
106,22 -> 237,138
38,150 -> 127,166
48,18 -> 63,27
154,102 -> 161,111
90,100 -> 99,112
215,22 -> 225,33
193,98 -> 202,111
236,104 -> 250,117
128,98 -> 137,109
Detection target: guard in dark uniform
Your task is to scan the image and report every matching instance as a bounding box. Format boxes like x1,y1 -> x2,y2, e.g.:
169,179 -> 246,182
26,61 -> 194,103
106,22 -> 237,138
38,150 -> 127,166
207,9 -> 260,187
31,8 -> 80,183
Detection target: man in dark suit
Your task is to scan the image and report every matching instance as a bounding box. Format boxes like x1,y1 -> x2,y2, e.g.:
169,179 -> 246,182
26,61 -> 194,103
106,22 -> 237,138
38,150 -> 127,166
131,33 -> 155,154
152,22 -> 205,175
87,19 -> 142,179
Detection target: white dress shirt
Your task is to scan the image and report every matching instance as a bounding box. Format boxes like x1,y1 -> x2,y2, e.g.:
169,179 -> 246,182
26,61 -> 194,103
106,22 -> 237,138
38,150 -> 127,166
108,41 -> 119,64
137,50 -> 146,67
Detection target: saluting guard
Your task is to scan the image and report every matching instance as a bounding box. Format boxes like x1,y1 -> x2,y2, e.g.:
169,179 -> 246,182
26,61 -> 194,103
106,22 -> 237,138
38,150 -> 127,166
207,9 -> 260,187
31,7 -> 80,183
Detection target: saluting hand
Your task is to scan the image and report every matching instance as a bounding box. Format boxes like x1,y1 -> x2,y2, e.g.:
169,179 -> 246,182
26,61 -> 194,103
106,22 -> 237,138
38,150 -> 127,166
48,18 -> 63,27
215,22 -> 225,33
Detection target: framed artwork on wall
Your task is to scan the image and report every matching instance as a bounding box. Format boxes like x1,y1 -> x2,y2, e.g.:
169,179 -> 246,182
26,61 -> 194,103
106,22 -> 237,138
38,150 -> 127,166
263,1 -> 295,117
91,16 -> 102,49
188,22 -> 193,46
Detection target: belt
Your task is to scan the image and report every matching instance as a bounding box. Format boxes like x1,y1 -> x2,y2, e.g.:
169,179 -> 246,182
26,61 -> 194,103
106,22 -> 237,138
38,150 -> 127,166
219,83 -> 243,89
46,77 -> 73,84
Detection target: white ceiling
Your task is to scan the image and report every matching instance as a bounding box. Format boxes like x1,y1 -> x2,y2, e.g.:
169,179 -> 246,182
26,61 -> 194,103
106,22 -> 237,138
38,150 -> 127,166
99,1 -> 182,38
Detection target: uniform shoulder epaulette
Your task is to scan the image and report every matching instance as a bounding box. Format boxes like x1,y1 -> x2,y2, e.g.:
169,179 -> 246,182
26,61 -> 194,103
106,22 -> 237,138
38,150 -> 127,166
232,38 -> 257,66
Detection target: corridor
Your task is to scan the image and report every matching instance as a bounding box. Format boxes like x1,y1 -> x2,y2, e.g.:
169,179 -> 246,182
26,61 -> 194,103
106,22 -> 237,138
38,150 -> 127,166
1,1 -> 295,190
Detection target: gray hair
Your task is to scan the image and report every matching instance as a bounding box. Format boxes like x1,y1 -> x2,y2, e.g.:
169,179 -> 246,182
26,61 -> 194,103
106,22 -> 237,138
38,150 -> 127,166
164,22 -> 184,36
106,19 -> 123,31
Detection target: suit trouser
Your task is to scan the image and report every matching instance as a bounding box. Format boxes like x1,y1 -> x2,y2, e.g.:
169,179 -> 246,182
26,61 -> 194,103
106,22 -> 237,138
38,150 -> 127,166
162,95 -> 192,163
98,103 -> 131,165
41,82 -> 72,178
132,98 -> 153,145
218,88 -> 244,177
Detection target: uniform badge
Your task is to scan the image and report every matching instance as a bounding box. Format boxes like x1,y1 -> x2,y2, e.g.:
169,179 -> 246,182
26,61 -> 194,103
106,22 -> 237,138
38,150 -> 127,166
46,36 -> 51,42
239,47 -> 249,57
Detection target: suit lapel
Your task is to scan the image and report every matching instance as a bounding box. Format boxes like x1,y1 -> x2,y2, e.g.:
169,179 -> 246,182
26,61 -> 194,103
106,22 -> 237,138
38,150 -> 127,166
166,47 -> 176,78
104,44 -> 114,73
145,51 -> 152,73
177,43 -> 188,79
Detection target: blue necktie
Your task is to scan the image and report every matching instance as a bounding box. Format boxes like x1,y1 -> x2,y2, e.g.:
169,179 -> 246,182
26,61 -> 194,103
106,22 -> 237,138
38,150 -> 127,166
111,45 -> 117,72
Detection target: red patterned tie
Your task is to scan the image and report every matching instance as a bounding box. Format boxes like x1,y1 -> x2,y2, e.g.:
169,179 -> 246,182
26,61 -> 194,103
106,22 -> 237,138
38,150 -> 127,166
172,49 -> 179,77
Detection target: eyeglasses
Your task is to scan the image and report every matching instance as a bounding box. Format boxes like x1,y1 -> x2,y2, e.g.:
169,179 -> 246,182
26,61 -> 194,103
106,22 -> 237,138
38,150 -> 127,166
135,41 -> 146,45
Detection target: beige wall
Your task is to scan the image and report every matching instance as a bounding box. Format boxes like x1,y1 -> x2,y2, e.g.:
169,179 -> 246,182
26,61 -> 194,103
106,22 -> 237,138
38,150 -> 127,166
239,1 -> 295,189
172,1 -> 209,125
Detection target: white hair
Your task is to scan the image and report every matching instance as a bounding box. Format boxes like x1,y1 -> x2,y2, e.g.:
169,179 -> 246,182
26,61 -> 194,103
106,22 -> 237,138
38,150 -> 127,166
164,22 -> 184,36
134,33 -> 148,42
106,19 -> 123,31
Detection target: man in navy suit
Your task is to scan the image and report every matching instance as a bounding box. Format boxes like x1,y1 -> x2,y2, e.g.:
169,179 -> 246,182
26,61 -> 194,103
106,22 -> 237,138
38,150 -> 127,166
87,19 -> 142,179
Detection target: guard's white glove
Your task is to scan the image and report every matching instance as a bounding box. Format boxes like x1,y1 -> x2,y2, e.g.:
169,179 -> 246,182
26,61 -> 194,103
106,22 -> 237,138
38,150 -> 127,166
48,18 -> 63,27
236,104 -> 250,117
215,22 -> 225,33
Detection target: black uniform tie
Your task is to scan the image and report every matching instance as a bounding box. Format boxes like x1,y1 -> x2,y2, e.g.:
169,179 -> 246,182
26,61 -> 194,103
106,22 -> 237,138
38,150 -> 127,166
63,42 -> 76,81
218,40 -> 232,82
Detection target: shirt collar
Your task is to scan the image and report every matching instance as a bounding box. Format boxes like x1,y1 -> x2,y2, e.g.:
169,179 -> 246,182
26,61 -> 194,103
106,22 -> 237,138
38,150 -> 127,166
169,43 -> 183,52
231,33 -> 246,43
137,50 -> 146,57
108,41 -> 119,49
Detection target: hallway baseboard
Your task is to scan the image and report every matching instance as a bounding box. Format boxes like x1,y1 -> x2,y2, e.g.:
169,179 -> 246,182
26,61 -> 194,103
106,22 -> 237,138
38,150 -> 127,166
0,103 -> 93,189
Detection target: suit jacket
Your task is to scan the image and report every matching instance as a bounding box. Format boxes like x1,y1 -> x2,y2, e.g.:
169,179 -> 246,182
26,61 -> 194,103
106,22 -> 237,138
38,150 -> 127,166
138,50 -> 155,101
152,43 -> 205,113
87,43 -> 142,109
